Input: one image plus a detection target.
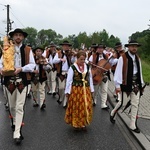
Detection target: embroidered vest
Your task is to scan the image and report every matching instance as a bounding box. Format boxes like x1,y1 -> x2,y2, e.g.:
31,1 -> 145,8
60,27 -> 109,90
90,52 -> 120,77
55,50 -> 64,76
71,64 -> 90,87
121,52 -> 142,92
32,55 -> 47,83
92,53 -> 107,65
4,45 -> 31,86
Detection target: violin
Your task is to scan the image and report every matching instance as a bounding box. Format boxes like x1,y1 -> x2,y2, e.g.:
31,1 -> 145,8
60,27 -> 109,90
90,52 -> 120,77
91,56 -> 112,85
35,55 -> 48,65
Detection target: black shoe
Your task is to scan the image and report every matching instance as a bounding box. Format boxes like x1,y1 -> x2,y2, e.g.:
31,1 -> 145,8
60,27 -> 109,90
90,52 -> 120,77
52,92 -> 56,97
26,93 -> 31,98
5,105 -> 9,111
102,106 -> 110,110
93,102 -> 96,106
41,104 -> 46,110
73,127 -> 81,131
113,94 -> 117,98
81,126 -> 87,131
110,115 -> 115,124
63,105 -> 67,109
33,103 -> 39,107
14,136 -> 24,145
57,100 -> 62,105
11,125 -> 15,132
47,91 -> 52,95
131,127 -> 140,133
116,99 -> 119,102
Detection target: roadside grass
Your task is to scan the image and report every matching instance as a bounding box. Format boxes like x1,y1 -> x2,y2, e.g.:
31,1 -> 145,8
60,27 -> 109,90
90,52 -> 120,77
141,60 -> 150,83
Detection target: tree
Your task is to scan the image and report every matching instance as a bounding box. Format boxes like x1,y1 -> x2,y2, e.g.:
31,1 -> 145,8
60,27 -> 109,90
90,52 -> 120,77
130,29 -> 150,62
65,34 -> 77,47
108,35 -> 120,48
21,26 -> 122,50
23,27 -> 38,48
99,29 -> 109,45
37,29 -> 63,48
76,32 -> 89,49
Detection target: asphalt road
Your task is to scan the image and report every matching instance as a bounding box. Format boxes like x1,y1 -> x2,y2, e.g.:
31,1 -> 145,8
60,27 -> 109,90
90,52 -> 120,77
0,86 -> 136,150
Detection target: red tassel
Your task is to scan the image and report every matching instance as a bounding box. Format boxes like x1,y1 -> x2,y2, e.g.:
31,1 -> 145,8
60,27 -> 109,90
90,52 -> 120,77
9,115 -> 13,119
21,122 -> 25,126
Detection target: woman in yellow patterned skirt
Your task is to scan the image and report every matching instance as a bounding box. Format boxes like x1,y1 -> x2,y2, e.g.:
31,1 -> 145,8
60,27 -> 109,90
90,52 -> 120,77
65,50 -> 94,130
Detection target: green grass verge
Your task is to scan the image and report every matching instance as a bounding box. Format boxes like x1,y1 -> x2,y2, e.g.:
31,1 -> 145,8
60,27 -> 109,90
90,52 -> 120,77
141,60 -> 150,83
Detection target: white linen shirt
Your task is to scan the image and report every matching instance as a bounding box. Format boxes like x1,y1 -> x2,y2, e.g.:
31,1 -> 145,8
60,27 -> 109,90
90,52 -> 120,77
88,52 -> 118,66
114,51 -> 144,89
52,51 -> 75,72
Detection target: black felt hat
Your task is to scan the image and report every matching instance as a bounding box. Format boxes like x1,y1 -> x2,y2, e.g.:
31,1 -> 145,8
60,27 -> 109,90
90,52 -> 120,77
95,44 -> 106,49
49,41 -> 56,47
115,42 -> 122,48
91,43 -> 98,48
33,47 -> 44,53
9,28 -> 28,38
125,40 -> 141,47
59,40 -> 72,46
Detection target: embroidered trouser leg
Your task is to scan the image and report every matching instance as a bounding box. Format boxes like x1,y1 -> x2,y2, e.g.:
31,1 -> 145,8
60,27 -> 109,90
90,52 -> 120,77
31,82 -> 38,101
6,80 -> 27,139
100,80 -> 108,108
111,100 -> 122,120
111,92 -> 126,116
27,84 -> 31,95
93,84 -> 100,104
50,71 -> 57,93
39,81 -> 46,107
130,91 -> 140,129
46,71 -> 51,92
58,78 -> 67,105
3,85 -> 8,106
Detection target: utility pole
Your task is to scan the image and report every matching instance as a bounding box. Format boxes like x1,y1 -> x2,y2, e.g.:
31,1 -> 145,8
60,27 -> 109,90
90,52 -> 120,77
148,20 -> 150,30
6,4 -> 14,36
6,4 -> 10,36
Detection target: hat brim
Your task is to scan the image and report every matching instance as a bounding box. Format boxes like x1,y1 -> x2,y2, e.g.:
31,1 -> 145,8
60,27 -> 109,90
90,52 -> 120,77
95,46 -> 106,49
115,45 -> 122,48
125,43 -> 141,47
50,45 -> 56,47
91,45 -> 98,48
60,43 -> 72,46
33,47 -> 44,53
9,31 -> 28,38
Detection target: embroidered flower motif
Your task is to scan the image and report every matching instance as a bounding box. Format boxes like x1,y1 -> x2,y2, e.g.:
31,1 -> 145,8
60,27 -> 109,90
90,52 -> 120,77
17,82 -> 25,93
7,83 -> 16,94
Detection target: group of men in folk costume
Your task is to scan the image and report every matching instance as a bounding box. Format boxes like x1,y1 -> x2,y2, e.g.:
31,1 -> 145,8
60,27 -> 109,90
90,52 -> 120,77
87,41 -> 144,133
0,28 -> 144,145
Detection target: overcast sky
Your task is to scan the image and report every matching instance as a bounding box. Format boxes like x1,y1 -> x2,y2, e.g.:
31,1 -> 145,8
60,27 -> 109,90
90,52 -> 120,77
0,0 -> 150,45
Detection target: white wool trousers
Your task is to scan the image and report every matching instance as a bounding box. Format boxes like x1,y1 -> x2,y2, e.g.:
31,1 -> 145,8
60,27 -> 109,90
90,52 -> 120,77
6,79 -> 27,139
111,91 -> 140,130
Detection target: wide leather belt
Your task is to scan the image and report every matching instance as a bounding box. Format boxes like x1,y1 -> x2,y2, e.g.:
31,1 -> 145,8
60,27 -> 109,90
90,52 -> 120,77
132,74 -> 137,81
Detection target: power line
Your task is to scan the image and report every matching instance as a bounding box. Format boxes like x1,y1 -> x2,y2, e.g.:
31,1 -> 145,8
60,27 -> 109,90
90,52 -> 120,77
0,26 -> 5,33
13,21 -> 18,28
0,3 -> 6,11
10,7 -> 26,28
0,3 -> 5,6
0,32 -> 5,36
